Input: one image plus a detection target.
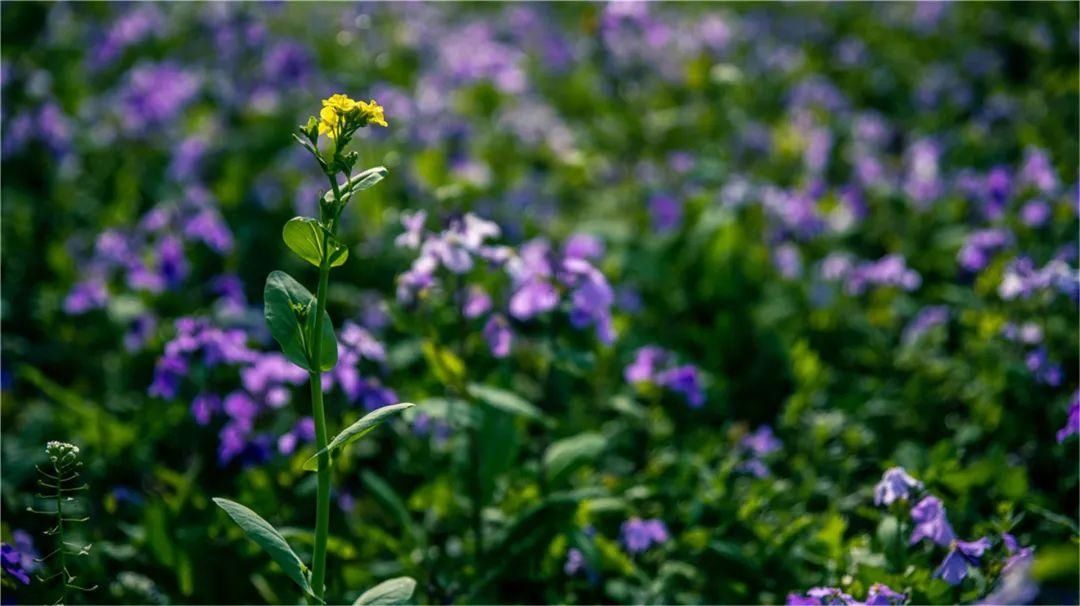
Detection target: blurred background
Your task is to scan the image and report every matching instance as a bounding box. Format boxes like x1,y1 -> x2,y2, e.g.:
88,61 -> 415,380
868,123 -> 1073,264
1,2 -> 1078,605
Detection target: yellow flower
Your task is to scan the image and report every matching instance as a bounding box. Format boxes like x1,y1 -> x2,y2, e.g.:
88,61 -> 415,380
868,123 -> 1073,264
318,106 -> 340,138
322,93 -> 357,113
358,99 -> 388,127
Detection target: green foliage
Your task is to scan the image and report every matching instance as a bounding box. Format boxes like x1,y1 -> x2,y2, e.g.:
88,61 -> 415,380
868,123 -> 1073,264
352,576 -> 417,605
263,270 -> 338,372
282,217 -> 349,269
302,403 -> 415,471
211,498 -> 319,601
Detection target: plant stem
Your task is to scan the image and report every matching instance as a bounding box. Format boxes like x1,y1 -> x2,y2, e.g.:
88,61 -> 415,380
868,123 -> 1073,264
55,463 -> 68,605
308,240 -> 333,601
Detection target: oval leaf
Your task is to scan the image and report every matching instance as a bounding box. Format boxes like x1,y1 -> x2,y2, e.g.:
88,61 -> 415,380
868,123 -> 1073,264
282,217 -> 348,269
466,383 -> 554,427
212,498 -> 319,601
303,403 -> 414,471
353,576 -> 416,606
264,271 -> 337,372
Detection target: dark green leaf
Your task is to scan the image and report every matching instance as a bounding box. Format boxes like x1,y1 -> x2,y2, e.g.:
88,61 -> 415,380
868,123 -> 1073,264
212,498 -> 318,601
264,271 -> 337,372
303,403 -> 414,470
352,577 -> 416,606
282,217 -> 348,268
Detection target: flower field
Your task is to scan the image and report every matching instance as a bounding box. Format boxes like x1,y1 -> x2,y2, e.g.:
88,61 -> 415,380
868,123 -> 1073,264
1,3 -> 1077,605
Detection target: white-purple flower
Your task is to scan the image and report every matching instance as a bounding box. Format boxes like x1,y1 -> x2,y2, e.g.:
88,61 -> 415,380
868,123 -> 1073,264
874,467 -> 923,506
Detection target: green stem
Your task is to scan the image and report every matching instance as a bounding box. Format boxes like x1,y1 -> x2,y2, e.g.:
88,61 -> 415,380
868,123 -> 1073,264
309,223 -> 334,602
55,463 -> 68,605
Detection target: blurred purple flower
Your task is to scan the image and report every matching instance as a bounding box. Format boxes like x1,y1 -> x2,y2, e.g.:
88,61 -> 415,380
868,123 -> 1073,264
64,278 -> 109,315
874,466 -> 923,506
620,517 -> 669,554
625,346 -> 669,384
1056,392 -> 1079,443
463,286 -> 492,319
191,393 -> 221,426
649,193 -> 682,232
741,426 -> 781,457
118,62 -> 200,133
483,314 -> 512,358
902,305 -> 949,344
563,233 -> 605,261
910,495 -> 955,547
1019,199 -> 1050,228
936,537 -> 990,586
656,365 -> 705,408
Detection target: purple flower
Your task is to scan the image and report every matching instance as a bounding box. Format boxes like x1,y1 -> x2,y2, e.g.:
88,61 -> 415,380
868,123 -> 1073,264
625,346 -> 669,384
649,193 -> 682,232
223,391 -> 258,424
483,314 -> 513,358
935,537 -> 991,586
904,138 -> 943,207
845,254 -> 921,295
620,517 -> 669,554
395,210 -> 427,250
1020,199 -> 1051,228
1019,147 -> 1058,193
562,258 -> 616,343
1002,533 -> 1035,575
774,243 -> 803,279
957,229 -> 1012,272
787,587 -> 857,605
261,41 -> 312,87
564,548 -> 586,575
184,208 -> 233,254
278,417 -> 316,455
874,467 -> 923,506
64,278 -> 109,314
339,321 -> 387,363
191,393 -> 221,426
563,233 -> 605,261
117,62 -> 200,134
864,583 -> 906,605
656,365 -> 705,408
509,278 -> 559,320
463,286 -> 492,319
910,496 -> 955,547
741,426 -> 781,457
1025,348 -> 1063,386
902,305 -> 949,344
1,530 -> 37,585
124,313 -> 158,352
1057,392 -> 1079,443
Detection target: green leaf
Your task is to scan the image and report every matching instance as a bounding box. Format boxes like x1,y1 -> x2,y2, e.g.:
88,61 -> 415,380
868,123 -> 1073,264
264,271 -> 337,372
543,432 -> 606,485
466,383 -> 554,427
346,166 -> 388,193
322,166 -> 389,207
352,577 -> 416,606
282,217 -> 348,268
212,498 -> 319,601
303,403 -> 414,471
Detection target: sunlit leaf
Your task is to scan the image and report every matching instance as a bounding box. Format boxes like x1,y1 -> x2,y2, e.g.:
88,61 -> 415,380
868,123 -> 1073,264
352,576 -> 416,605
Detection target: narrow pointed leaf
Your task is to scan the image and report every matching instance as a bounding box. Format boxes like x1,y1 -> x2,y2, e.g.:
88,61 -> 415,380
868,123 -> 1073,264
282,217 -> 348,268
346,166 -> 388,193
303,403 -> 414,471
212,498 -> 319,601
264,271 -> 337,372
353,576 -> 416,606
543,432 -> 607,485
466,383 -> 554,427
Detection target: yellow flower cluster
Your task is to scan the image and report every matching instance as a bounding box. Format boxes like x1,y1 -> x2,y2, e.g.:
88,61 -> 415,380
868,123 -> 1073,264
318,93 -> 388,138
